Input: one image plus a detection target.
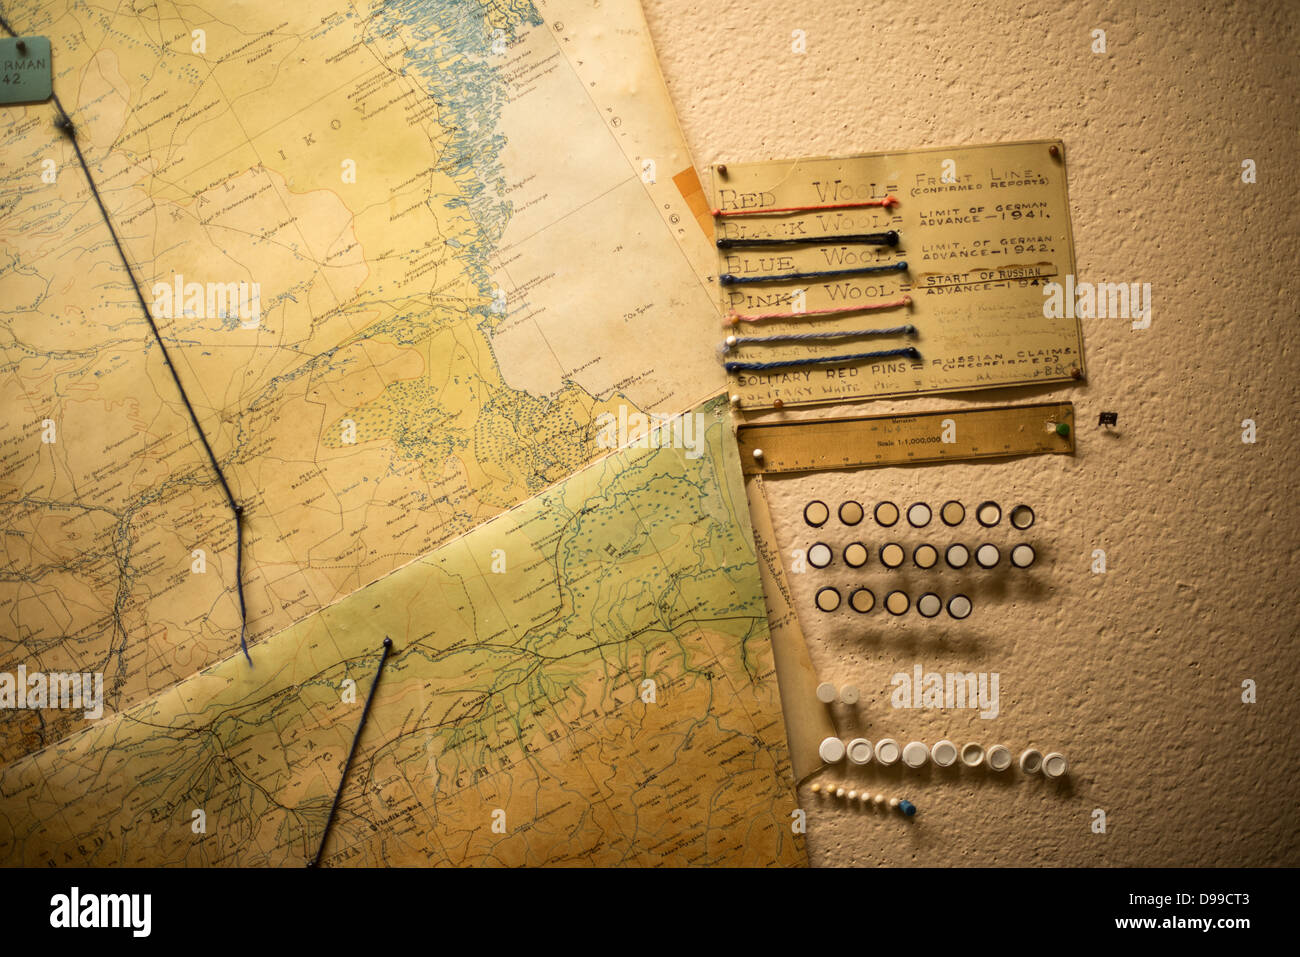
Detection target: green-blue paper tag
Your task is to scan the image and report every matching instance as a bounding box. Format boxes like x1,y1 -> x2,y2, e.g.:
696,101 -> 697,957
0,36 -> 52,105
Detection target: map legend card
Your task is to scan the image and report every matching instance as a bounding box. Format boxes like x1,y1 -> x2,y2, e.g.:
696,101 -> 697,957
710,140 -> 1085,409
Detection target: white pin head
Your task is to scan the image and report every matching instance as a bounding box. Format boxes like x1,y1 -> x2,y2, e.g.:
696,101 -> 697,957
1042,752 -> 1069,778
818,736 -> 846,764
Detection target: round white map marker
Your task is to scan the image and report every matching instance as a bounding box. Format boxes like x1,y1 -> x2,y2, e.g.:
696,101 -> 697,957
902,740 -> 929,768
931,740 -> 958,767
818,736 -> 846,763
847,738 -> 874,765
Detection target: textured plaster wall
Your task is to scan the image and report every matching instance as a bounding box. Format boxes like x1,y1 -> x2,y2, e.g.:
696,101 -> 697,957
641,0 -> 1299,866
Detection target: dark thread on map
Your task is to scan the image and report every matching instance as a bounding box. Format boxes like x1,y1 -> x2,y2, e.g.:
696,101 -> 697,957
0,12 -> 251,664
311,637 -> 394,868
723,347 -> 920,372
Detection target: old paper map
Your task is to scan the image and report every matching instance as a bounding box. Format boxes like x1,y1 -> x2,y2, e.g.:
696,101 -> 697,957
0,0 -> 726,762
711,141 -> 1084,408
0,399 -> 802,867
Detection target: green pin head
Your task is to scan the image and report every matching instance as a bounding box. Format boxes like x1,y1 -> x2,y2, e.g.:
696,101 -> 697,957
1055,422 -> 1070,438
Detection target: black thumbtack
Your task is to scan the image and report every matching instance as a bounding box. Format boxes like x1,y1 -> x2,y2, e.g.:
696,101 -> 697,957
310,637 -> 395,867
54,115 -> 75,137
1098,411 -> 1118,428
16,39 -> 27,54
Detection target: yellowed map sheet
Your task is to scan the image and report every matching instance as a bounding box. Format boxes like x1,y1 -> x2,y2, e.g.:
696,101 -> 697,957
0,398 -> 803,866
0,0 -> 724,762
711,140 -> 1085,409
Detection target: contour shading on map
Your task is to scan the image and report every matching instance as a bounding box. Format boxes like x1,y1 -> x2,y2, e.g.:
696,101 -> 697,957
0,401 -> 801,866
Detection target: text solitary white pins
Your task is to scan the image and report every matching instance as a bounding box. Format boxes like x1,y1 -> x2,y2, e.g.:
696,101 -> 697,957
729,394 -> 742,408
875,738 -> 901,766
1042,752 -> 1069,778
986,744 -> 1013,771
808,542 -> 833,568
840,684 -> 860,705
847,738 -> 874,765
816,682 -> 837,704
975,543 -> 1001,568
960,742 -> 985,768
902,740 -> 929,768
931,740 -> 958,767
1011,544 -> 1036,568
1019,748 -> 1044,774
819,736 -> 847,763
752,448 -> 763,462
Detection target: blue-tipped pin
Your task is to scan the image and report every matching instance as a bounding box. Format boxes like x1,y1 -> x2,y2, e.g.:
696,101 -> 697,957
898,799 -> 917,817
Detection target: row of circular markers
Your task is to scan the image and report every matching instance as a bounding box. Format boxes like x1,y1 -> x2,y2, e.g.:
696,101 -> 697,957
806,540 -> 1037,570
805,498 -> 1035,531
818,734 -> 1069,778
815,585 -> 973,618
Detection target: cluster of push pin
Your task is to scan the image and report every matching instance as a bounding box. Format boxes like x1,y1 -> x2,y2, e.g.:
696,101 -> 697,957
808,781 -> 916,817
811,681 -> 1066,780
813,683 -> 1068,777
801,499 -> 1038,618
818,732 -> 1068,777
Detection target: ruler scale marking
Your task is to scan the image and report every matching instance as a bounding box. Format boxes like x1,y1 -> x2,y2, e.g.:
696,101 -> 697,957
737,402 -> 1074,475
